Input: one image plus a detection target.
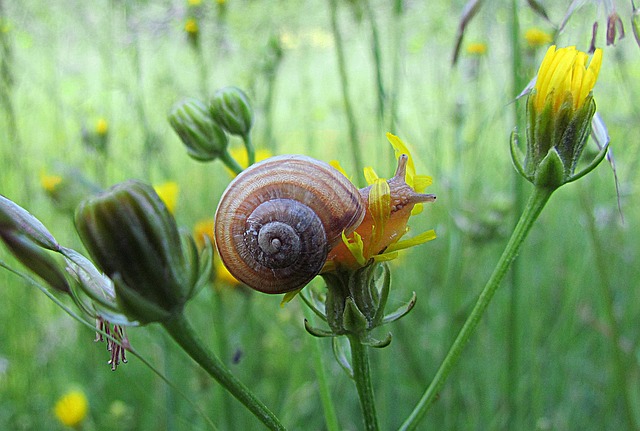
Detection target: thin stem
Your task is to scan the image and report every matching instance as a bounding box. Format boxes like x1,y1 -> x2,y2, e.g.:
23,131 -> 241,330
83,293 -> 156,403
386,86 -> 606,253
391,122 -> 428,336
399,185 -> 554,431
303,306 -> 340,431
363,0 -> 385,128
347,334 -> 379,431
328,0 -> 364,182
220,149 -> 244,175
507,2 -> 527,428
243,133 -> 255,166
161,313 -> 286,431
210,289 -> 234,431
579,187 -> 639,430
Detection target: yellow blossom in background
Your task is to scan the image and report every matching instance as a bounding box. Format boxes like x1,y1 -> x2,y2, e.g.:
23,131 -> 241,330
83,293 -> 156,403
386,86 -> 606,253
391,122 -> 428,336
193,219 -> 240,286
188,0 -> 202,5
154,182 -> 179,214
95,118 -> 108,136
184,18 -> 198,34
226,147 -> 273,176
533,45 -> 603,113
216,0 -> 226,4
54,390 -> 88,428
40,172 -> 63,193
466,42 -> 487,56
525,28 -> 553,48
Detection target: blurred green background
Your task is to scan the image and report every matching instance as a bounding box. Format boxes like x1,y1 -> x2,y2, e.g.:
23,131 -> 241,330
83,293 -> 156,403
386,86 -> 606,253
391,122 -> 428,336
1,0 -> 639,429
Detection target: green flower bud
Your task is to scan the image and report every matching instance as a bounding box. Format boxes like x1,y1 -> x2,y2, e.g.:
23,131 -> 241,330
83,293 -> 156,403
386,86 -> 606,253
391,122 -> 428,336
210,87 -> 254,137
74,180 -> 202,323
0,194 -> 59,250
0,229 -> 70,294
168,98 -> 229,162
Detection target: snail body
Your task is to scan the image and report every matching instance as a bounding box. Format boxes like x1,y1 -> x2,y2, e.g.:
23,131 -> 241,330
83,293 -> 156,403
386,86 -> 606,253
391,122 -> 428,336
214,155 -> 365,293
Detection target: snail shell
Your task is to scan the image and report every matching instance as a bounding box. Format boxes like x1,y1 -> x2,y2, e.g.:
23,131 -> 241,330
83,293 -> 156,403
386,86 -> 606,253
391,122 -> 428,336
214,155 -> 365,293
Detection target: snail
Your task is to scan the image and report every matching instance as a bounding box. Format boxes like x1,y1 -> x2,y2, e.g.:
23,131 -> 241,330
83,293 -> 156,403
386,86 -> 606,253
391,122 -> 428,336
214,155 -> 366,293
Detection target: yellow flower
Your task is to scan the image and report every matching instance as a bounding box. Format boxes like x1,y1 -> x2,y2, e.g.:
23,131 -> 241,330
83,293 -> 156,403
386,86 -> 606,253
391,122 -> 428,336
533,45 -> 603,113
154,182 -> 179,214
184,18 -> 198,34
187,0 -> 202,5
194,219 -> 240,286
226,147 -> 273,176
40,173 -> 63,193
216,0 -> 226,4
54,390 -> 88,427
324,133 -> 436,271
95,118 -> 108,136
466,42 -> 487,56
524,28 -> 552,48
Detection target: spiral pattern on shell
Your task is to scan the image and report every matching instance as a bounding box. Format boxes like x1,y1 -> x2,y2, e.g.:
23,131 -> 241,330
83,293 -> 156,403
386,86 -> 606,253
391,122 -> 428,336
214,155 -> 365,293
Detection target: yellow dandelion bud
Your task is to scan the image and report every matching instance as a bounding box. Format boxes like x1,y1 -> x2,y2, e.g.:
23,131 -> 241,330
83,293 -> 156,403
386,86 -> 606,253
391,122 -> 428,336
533,45 -> 602,113
153,182 -> 179,214
54,390 -> 89,428
525,28 -> 553,48
466,42 -> 487,56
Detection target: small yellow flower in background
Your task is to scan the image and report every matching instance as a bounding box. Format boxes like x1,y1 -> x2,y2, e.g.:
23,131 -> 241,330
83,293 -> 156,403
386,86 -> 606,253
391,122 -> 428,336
193,219 -> 240,286
95,118 -> 108,136
533,45 -> 603,113
154,182 -> 179,214
40,172 -> 63,193
187,0 -> 202,5
465,42 -> 487,56
324,133 -> 436,271
227,147 -> 273,176
184,18 -> 199,34
216,0 -> 226,4
525,28 -> 553,48
54,390 -> 88,428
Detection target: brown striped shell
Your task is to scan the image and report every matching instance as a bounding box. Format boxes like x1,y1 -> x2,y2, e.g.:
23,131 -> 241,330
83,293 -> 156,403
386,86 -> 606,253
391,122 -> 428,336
214,155 -> 365,293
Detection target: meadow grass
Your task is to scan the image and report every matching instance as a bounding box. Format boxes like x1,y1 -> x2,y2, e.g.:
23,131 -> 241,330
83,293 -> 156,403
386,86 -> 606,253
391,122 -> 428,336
1,1 -> 639,430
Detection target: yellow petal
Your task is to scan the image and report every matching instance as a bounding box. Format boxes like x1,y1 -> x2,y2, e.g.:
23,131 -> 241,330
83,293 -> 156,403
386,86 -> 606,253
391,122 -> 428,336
281,288 -> 302,306
386,229 -> 437,253
412,175 -> 432,193
363,166 -> 380,185
386,132 -> 417,188
372,251 -> 399,263
154,181 -> 179,214
329,160 -> 349,178
369,178 -> 391,246
342,230 -> 367,266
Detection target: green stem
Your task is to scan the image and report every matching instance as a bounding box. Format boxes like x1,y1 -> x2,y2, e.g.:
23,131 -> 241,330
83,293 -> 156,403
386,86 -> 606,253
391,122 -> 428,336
210,289 -> 234,430
348,334 -> 379,431
507,2 -> 526,428
302,307 -> 340,431
161,313 -> 286,431
399,185 -> 554,431
243,133 -> 255,166
363,0 -> 385,127
220,149 -> 244,175
328,0 -> 364,181
579,187 -> 639,430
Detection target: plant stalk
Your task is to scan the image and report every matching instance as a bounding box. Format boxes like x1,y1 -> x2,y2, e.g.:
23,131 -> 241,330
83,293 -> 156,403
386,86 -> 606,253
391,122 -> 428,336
328,0 -> 364,181
348,334 -> 379,431
399,185 -> 553,431
162,313 -> 286,431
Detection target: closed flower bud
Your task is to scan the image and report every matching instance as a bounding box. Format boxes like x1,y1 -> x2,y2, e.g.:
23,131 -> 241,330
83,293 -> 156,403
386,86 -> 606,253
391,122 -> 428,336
209,87 -> 254,137
74,180 -> 203,323
0,229 -> 70,294
516,45 -> 605,188
169,98 -> 229,162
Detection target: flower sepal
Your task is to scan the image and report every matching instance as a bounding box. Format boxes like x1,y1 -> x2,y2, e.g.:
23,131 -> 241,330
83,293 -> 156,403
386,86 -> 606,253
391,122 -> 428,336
533,148 -> 565,190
